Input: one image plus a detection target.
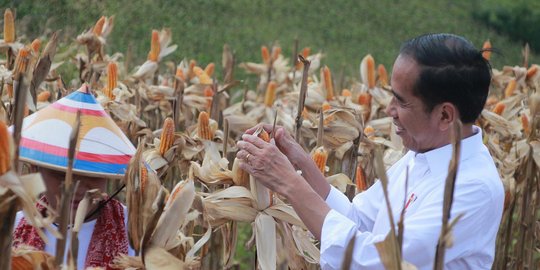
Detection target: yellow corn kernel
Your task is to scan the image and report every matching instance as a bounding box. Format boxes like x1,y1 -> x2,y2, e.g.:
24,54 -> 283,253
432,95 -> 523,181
0,121 -> 10,174
197,111 -> 213,140
364,125 -> 375,139
37,91 -> 50,102
93,16 -> 106,36
482,40 -> 492,61
3,9 -> 14,43
204,62 -> 215,77
312,147 -> 328,174
362,54 -> 376,89
504,79 -> 516,98
520,113 -> 530,135
106,61 -> 117,100
194,66 -> 212,84
492,102 -> 505,115
358,92 -> 372,107
355,164 -> 367,193
322,66 -> 334,100
341,89 -> 352,97
147,30 -> 160,62
271,46 -> 281,61
159,117 -> 175,155
321,101 -> 331,112
377,64 -> 388,87
264,81 -> 277,107
140,164 -> 148,194
261,46 -> 270,65
203,86 -> 214,112
31,38 -> 41,54
527,65 -> 538,80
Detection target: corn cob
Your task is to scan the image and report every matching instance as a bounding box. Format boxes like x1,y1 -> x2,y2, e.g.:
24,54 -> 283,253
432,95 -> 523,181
203,86 -> 214,112
232,158 -> 250,188
264,81 -> 277,107
321,101 -> 331,112
194,66 -> 212,84
358,92 -> 372,107
341,89 -> 352,97
140,165 -> 148,194
296,47 -> 311,69
482,40 -> 492,60
504,79 -> 516,98
105,61 -> 118,100
521,113 -> 530,136
13,47 -> 30,79
261,46 -> 270,65
6,83 -> 13,98
175,66 -> 185,81
271,46 -> 281,61
526,65 -> 538,80
0,121 -> 10,174
188,59 -> 197,80
159,117 -> 175,155
258,129 -> 270,142
301,107 -> 309,119
37,91 -> 51,102
492,102 -> 505,115
93,16 -> 106,36
3,9 -> 14,43
364,125 -> 375,139
197,111 -> 213,140
147,30 -> 160,62
377,64 -> 389,87
361,54 -> 376,89
312,146 -> 328,174
30,38 -> 41,54
356,164 -> 367,193
204,62 -> 215,77
322,66 -> 334,100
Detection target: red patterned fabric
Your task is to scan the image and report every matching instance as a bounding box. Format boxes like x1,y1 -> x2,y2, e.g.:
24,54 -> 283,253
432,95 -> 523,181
13,196 -> 128,270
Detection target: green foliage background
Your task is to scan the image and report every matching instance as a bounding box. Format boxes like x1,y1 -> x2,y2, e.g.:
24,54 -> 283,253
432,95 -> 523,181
3,0 -> 538,82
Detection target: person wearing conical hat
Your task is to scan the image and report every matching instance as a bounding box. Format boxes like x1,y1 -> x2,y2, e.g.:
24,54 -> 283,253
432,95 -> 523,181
12,84 -> 136,269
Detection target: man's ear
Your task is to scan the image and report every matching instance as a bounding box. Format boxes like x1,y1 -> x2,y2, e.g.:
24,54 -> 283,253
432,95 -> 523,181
438,102 -> 457,131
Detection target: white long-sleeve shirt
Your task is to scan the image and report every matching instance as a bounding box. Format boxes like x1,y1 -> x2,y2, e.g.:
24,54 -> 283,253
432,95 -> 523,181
320,127 -> 504,269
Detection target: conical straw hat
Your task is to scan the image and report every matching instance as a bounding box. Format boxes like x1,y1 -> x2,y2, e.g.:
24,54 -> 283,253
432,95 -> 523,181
17,84 -> 136,178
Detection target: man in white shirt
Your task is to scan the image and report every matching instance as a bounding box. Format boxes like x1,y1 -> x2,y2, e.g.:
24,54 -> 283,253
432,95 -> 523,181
236,33 -> 504,269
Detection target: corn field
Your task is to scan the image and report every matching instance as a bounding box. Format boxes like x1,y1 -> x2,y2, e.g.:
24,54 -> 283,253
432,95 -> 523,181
0,9 -> 539,270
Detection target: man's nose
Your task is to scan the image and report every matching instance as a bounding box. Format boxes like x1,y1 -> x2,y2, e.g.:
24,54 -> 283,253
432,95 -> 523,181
385,98 -> 396,117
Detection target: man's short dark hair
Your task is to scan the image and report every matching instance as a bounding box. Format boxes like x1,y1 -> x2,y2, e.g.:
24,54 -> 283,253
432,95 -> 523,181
399,33 -> 492,123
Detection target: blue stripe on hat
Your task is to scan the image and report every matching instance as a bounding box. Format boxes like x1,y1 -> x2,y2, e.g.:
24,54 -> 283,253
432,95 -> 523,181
20,146 -> 128,175
65,91 -> 98,104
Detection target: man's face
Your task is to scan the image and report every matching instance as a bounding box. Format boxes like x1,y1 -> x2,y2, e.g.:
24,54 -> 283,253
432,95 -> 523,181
40,167 -> 107,215
385,55 -> 444,153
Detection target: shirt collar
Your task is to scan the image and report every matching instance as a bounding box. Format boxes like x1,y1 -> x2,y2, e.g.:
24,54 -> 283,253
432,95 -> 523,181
415,125 -> 484,177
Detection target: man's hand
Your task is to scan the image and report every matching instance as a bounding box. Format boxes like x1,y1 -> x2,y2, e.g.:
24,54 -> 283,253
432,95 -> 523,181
236,133 -> 300,198
245,124 -> 309,168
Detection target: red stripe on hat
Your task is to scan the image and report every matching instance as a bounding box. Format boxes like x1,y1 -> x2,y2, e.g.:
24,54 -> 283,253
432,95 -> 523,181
21,138 -> 132,164
51,102 -> 108,117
